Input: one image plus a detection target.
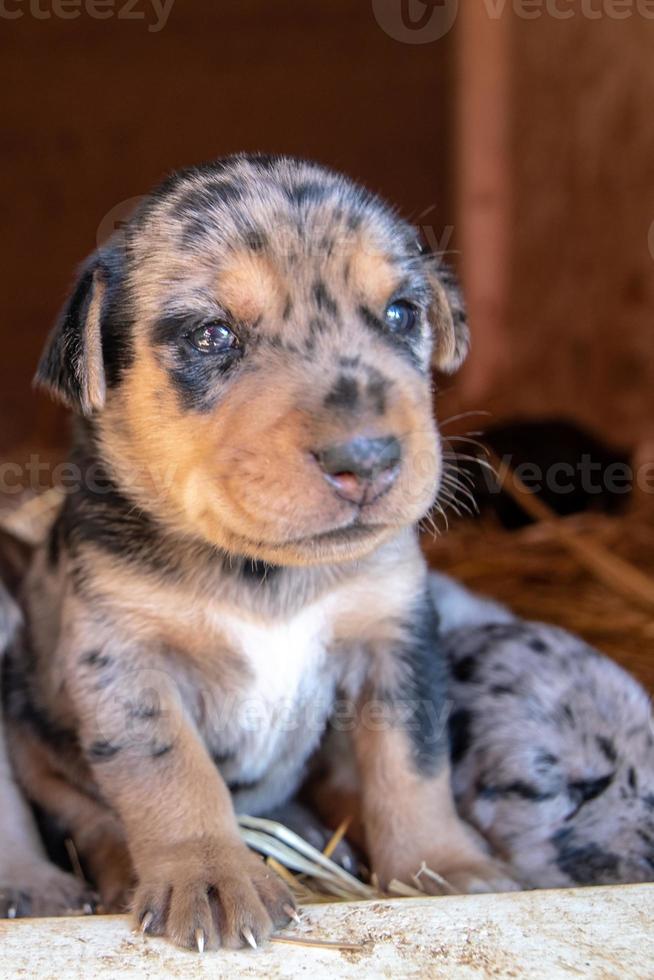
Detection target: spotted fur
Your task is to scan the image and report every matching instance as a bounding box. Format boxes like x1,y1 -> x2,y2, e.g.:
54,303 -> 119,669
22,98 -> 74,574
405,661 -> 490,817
3,156 -> 509,947
430,573 -> 654,888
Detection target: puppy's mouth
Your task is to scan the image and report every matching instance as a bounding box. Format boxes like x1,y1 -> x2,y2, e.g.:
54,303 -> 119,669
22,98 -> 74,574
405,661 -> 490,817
290,521 -> 384,545
230,518 -> 388,562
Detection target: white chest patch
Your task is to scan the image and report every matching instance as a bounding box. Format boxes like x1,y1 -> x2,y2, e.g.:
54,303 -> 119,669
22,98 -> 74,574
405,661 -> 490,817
204,596 -> 340,789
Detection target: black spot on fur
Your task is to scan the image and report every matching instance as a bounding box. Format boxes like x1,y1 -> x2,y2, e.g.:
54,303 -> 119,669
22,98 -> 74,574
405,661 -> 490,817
452,655 -> 476,683
596,736 -> 617,763
339,356 -> 360,369
312,281 -> 339,319
448,707 -> 473,764
244,229 -> 268,251
227,776 -> 261,794
150,742 -> 173,759
568,773 -> 614,808
177,181 -> 243,245
535,750 -> 559,771
128,700 -> 161,721
211,748 -> 234,767
87,739 -> 121,761
551,828 -> 621,884
308,315 -> 329,338
282,295 -> 293,321
529,637 -> 549,654
379,589 -> 448,775
562,704 -> 576,727
490,684 -> 515,696
80,650 -> 111,669
179,180 -> 242,214
286,181 -> 326,208
479,780 -> 555,803
235,558 -> 280,585
628,767 -> 638,791
366,370 -> 389,416
324,375 -> 359,411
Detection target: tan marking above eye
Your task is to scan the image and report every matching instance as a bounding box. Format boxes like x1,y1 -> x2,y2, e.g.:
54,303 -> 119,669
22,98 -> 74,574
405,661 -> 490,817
348,243 -> 400,310
216,250 -> 284,323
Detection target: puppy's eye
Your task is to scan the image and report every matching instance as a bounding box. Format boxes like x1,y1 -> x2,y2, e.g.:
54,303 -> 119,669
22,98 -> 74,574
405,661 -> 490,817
384,300 -> 417,333
187,321 -> 239,354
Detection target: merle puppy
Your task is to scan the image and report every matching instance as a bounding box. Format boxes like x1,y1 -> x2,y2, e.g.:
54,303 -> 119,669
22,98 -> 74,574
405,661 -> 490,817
431,574 -> 654,888
4,155 -> 513,950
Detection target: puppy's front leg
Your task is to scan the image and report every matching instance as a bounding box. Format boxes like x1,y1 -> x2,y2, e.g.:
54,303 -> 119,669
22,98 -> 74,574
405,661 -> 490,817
71,648 -> 294,950
353,592 -> 516,894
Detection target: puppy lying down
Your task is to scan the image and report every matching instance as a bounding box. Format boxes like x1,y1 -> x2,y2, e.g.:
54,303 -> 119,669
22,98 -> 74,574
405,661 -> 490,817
430,574 -> 654,889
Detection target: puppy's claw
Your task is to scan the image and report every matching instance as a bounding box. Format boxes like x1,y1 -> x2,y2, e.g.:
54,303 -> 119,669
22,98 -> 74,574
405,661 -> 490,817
195,928 -> 205,953
242,927 -> 257,949
139,911 -> 154,935
283,903 -> 301,924
7,904 -> 17,920
83,902 -> 94,916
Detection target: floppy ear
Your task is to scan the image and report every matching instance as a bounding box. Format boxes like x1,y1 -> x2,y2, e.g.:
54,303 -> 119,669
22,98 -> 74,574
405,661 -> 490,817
427,262 -> 470,374
35,252 -> 112,416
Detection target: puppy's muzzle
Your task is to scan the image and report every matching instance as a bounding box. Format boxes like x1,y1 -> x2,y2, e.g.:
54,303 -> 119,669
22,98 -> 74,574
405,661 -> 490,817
313,435 -> 401,506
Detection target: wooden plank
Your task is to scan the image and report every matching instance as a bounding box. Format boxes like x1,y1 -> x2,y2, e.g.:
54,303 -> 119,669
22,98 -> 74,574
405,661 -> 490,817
1,885 -> 652,979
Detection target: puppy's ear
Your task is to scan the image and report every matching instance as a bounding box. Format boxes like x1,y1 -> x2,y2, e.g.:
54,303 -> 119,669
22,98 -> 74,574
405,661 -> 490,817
35,250 -> 115,416
427,261 -> 470,374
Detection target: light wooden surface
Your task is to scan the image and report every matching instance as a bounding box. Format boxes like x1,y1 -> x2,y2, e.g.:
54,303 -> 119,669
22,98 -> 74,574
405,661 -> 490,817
1,885 -> 652,979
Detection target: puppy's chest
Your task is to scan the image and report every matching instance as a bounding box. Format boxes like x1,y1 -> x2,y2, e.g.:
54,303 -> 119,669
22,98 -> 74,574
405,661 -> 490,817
187,599 -> 343,790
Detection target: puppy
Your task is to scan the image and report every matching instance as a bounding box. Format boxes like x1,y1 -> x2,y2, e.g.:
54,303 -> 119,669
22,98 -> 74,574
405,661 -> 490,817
5,154 -> 512,949
431,574 -> 654,888
0,524 -> 94,917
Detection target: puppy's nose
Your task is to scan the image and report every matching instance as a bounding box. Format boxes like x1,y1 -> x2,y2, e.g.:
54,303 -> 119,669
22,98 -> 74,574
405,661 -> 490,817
314,436 -> 401,505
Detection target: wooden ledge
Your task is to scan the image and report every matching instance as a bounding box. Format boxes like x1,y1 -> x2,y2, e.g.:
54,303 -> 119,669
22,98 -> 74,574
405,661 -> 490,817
1,884 -> 652,978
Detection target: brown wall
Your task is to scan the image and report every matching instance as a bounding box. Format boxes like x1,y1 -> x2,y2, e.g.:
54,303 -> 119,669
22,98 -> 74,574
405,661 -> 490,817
456,8 -> 654,449
0,0 -> 454,456
2,4 -> 652,461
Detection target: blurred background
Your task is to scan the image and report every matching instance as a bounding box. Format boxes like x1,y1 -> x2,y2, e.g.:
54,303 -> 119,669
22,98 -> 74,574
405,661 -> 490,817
1,1 -> 653,677
2,0 -> 653,457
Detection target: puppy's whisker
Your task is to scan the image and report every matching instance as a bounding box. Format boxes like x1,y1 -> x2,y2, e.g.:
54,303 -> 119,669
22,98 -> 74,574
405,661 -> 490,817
442,435 -> 490,455
439,410 -> 492,430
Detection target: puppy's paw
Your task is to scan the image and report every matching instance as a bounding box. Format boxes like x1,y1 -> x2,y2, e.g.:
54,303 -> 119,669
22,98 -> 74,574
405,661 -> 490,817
89,835 -> 135,913
425,855 -> 519,895
0,861 -> 96,918
133,838 -> 294,951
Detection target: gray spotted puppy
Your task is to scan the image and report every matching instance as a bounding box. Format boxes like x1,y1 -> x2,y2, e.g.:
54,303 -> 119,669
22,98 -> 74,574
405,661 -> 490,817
431,573 -> 654,888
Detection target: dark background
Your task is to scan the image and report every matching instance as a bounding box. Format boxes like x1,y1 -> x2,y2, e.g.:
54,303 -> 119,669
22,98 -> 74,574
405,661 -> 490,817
1,0 -> 653,460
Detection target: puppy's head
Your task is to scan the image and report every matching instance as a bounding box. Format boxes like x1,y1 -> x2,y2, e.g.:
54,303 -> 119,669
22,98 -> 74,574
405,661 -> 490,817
36,155 -> 468,565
